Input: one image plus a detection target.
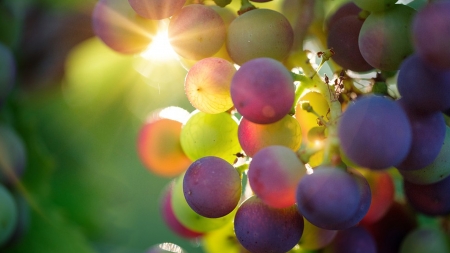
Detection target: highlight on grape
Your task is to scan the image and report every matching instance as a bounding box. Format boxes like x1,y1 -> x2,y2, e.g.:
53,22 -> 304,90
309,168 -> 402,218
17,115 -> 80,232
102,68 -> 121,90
89,0 -> 450,252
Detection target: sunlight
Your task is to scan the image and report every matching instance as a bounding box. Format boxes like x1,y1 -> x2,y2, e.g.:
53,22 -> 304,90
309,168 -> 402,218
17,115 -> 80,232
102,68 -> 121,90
140,23 -> 177,61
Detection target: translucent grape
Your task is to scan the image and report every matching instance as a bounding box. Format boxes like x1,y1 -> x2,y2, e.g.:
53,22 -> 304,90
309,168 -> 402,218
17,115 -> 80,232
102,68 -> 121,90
238,115 -> 301,157
234,196 -> 304,253
202,222 -> 249,253
180,111 -> 241,164
128,0 -> 186,20
92,0 -> 158,54
338,95 -> 412,170
230,58 -> 295,124
298,218 -> 337,250
168,4 -> 226,60
146,242 -> 187,253
295,92 -> 329,143
226,9 -> 293,65
0,184 -> 17,246
184,57 -> 236,114
248,146 -> 306,208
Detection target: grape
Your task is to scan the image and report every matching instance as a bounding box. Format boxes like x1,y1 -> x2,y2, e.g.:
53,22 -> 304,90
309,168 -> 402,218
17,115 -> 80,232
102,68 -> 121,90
226,9 -> 293,65
298,218 -> 337,250
202,221 -> 250,253
183,156 -> 241,218
295,92 -> 329,143
399,127 -> 450,185
323,226 -> 377,253
397,54 -> 450,113
338,95 -> 412,170
0,125 -> 27,186
128,0 -> 186,20
0,43 -> 15,105
160,183 -> 203,239
352,0 -> 397,12
0,184 -> 17,247
296,166 -> 371,230
395,99 -> 446,171
212,0 -> 232,8
168,4 -> 226,60
180,111 -> 241,164
230,58 -> 295,124
248,146 -> 306,208
184,57 -> 236,114
326,2 -> 361,30
399,227 -> 450,253
234,196 -> 304,253
3,192 -> 30,246
146,242 -> 187,253
92,0 -> 158,54
413,1 -> 450,69
238,115 -> 301,157
138,108 -> 192,177
171,174 -> 235,233
327,16 -> 373,72
404,174 -> 450,216
358,5 -> 416,71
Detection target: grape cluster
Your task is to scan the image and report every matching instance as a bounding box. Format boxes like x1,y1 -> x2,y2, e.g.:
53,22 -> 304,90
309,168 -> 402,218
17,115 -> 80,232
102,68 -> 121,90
92,0 -> 450,252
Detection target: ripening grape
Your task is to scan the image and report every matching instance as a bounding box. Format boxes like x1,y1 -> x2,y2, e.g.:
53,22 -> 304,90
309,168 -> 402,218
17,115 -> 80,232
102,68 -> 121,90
226,9 -> 293,65
248,146 -> 306,208
327,16 -> 373,72
92,0 -> 158,54
168,4 -> 226,60
295,92 -> 329,143
180,111 -> 241,164
183,156 -> 241,218
296,166 -> 371,230
397,54 -> 450,113
399,227 -> 450,253
231,58 -> 295,124
238,115 -> 301,157
0,43 -> 15,105
146,242 -> 187,253
184,57 -> 236,114
0,184 -> 17,247
413,1 -> 450,69
138,107 -> 191,177
358,5 -> 416,71
395,99 -> 446,171
352,0 -> 397,12
323,226 -> 377,253
298,218 -> 337,250
202,222 -> 250,253
128,0 -> 186,20
234,196 -> 304,253
171,174 -> 235,233
399,127 -> 450,185
326,2 -> 361,30
0,125 -> 27,186
338,95 -> 412,170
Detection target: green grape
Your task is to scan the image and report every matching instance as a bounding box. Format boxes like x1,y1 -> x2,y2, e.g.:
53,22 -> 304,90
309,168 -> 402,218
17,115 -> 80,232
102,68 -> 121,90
352,0 -> 397,12
171,174 -> 235,233
400,227 -> 450,253
0,184 -> 17,246
180,111 -> 241,164
298,218 -> 337,250
202,222 -> 248,253
212,0 -> 232,7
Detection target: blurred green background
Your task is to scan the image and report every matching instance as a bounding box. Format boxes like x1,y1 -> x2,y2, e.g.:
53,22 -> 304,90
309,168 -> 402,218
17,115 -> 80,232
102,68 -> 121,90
0,0 -> 205,252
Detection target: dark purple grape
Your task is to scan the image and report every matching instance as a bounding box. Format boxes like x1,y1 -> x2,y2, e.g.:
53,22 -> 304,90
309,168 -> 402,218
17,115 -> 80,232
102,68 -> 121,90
413,1 -> 450,69
395,99 -> 446,171
397,54 -> 450,113
296,166 -> 371,230
404,174 -> 450,216
326,2 -> 362,30
323,226 -> 377,253
230,58 -> 295,124
234,196 -> 304,253
183,156 -> 241,218
0,43 -> 15,106
327,15 -> 373,72
338,95 -> 412,170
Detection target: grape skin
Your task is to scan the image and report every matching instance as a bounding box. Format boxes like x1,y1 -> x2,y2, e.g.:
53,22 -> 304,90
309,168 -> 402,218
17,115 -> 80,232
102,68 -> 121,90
352,0 -> 397,12
399,227 -> 450,253
234,196 -> 304,253
323,226 -> 376,253
338,95 -> 412,170
298,218 -> 337,250
326,2 -> 361,31
230,58 -> 295,124
183,156 -> 241,218
128,0 -> 186,20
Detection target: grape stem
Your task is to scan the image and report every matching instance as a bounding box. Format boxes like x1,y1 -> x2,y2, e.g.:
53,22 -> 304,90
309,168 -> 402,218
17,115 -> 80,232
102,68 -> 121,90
238,0 -> 256,15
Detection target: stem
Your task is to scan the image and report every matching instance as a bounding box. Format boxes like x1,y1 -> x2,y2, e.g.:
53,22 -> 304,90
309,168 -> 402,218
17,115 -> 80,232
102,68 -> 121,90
238,0 -> 256,15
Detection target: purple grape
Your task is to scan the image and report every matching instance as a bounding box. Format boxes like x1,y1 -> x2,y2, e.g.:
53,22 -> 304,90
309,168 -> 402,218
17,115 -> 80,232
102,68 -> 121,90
230,58 -> 295,124
395,99 -> 446,171
326,2 -> 362,30
397,54 -> 450,113
413,1 -> 450,69
323,226 -> 377,253
338,95 -> 412,170
183,156 -> 241,218
234,196 -> 304,253
296,166 -> 371,230
404,174 -> 450,216
327,15 -> 373,72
